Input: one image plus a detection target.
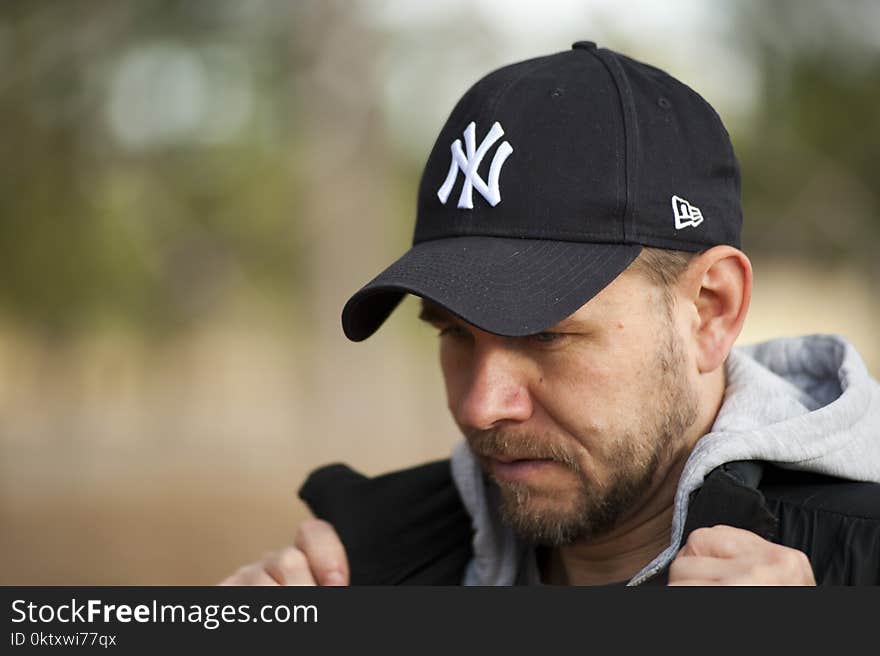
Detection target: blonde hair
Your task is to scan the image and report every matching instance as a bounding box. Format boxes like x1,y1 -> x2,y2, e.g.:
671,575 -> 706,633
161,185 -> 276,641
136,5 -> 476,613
626,247 -> 700,311
627,247 -> 698,287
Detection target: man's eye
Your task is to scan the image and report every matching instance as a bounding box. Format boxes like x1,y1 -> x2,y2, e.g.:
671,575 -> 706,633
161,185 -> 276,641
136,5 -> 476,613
439,325 -> 471,339
531,332 -> 560,343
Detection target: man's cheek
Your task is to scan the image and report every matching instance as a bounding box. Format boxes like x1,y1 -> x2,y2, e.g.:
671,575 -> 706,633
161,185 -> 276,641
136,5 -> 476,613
440,363 -> 467,412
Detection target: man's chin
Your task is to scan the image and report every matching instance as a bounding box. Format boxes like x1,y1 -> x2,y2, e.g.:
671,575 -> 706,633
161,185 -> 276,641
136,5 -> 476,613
493,477 -> 581,505
501,508 -> 593,547
494,484 -> 596,546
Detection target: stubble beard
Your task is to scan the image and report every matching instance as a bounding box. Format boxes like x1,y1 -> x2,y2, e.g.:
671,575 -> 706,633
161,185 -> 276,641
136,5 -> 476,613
470,321 -> 699,547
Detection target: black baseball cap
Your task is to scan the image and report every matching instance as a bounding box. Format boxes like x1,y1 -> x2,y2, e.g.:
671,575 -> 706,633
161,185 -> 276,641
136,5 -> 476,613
342,41 -> 741,341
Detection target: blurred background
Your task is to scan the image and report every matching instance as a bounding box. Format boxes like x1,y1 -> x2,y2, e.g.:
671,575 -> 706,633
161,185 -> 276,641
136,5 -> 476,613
1,0 -> 878,584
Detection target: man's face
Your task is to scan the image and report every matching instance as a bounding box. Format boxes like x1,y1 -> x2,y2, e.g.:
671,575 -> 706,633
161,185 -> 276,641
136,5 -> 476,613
420,268 -> 700,546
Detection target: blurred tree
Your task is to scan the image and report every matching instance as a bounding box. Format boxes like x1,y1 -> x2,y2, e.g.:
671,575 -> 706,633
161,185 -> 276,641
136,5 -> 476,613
0,1 -> 315,339
732,0 -> 880,277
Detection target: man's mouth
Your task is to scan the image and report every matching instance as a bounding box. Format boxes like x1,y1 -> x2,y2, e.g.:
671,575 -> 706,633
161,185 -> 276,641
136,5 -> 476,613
486,456 -> 561,481
488,454 -> 538,464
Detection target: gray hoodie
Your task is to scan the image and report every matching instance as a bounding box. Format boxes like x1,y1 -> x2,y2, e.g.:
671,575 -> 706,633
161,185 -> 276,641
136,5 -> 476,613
449,334 -> 880,586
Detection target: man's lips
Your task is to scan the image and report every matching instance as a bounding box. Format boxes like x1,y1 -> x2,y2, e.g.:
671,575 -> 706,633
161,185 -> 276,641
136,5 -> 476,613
488,454 -> 543,464
486,456 -> 561,481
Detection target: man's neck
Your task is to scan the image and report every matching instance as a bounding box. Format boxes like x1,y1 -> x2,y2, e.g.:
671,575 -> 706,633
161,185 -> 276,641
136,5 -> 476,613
543,504 -> 675,585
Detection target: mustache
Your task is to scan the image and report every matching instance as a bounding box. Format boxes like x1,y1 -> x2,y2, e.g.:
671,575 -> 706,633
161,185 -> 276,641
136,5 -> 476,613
466,428 -> 580,470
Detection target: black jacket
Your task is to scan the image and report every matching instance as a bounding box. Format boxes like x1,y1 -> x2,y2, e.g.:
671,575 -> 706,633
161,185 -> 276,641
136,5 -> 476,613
299,459 -> 880,585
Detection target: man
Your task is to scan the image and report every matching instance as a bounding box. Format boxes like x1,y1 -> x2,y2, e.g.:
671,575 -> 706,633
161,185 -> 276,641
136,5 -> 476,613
221,42 -> 880,586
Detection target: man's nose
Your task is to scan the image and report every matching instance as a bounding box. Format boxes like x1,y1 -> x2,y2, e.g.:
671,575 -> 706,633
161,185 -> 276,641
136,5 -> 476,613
453,341 -> 533,431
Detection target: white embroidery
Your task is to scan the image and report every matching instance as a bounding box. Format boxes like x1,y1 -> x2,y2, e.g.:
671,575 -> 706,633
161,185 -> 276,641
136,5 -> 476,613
671,195 -> 704,229
437,121 -> 513,209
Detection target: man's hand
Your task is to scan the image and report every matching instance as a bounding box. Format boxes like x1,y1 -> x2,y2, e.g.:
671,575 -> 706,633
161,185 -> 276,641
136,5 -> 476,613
668,525 -> 816,586
218,518 -> 349,586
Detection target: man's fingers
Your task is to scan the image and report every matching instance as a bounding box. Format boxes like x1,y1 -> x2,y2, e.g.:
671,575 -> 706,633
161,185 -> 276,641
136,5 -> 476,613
668,555 -> 776,585
667,579 -> 720,587
294,518 -> 349,586
668,555 -> 729,583
679,525 -> 764,558
670,525 -> 816,586
216,519 -> 350,587
218,563 -> 282,586
263,547 -> 318,586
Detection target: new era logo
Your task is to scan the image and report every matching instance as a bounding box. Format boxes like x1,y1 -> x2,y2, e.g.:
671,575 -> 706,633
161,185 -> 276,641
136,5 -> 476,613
437,121 -> 513,209
672,195 -> 704,229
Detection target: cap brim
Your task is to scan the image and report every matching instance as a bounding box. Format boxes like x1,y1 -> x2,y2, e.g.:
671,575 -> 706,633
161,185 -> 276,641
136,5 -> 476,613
341,236 -> 642,341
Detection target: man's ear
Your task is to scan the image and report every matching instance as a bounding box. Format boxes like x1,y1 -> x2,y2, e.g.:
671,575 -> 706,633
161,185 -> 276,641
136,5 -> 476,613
680,246 -> 752,374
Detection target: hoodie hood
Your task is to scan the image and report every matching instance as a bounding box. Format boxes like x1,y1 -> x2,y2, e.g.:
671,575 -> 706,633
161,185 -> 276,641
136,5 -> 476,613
450,334 -> 880,586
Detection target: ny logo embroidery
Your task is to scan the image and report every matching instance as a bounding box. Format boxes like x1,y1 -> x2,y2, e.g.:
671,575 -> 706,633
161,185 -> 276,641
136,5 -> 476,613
437,121 -> 513,209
